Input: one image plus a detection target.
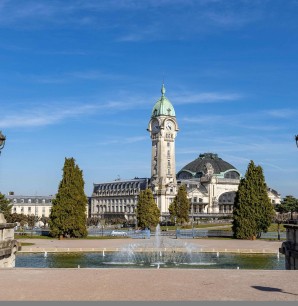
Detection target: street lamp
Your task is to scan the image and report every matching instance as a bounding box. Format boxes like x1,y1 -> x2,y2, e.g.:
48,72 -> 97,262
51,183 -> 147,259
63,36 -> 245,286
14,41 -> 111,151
295,135 -> 298,148
0,131 -> 6,154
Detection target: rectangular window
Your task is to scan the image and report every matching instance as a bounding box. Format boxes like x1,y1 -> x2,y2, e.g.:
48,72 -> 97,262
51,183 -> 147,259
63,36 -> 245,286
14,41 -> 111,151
28,207 -> 32,213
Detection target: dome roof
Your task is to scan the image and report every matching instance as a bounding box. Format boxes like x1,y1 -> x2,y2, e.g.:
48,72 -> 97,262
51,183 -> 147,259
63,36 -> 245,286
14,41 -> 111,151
151,84 -> 176,117
179,153 -> 237,176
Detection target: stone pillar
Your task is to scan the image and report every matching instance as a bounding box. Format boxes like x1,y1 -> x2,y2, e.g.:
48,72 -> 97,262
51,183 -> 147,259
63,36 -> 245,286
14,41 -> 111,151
279,223 -> 298,270
0,213 -> 21,268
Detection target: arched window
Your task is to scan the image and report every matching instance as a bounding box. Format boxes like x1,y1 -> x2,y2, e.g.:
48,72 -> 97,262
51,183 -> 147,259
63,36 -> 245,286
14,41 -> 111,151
224,171 -> 240,179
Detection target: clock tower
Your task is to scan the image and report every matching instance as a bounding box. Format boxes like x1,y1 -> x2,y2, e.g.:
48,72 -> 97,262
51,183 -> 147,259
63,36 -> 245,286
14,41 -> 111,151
147,84 -> 179,217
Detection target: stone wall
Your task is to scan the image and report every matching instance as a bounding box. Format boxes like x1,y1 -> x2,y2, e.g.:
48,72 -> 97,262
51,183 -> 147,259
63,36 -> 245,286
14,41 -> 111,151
279,223 -> 298,270
0,213 -> 21,268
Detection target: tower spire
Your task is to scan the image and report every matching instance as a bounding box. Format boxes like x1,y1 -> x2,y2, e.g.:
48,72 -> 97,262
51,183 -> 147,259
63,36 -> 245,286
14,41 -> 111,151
161,83 -> 166,97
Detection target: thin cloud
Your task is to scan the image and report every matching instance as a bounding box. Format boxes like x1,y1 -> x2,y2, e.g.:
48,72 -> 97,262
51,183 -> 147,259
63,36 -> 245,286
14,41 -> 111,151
266,108 -> 298,119
0,0 -> 269,38
234,123 -> 284,132
182,115 -> 224,124
0,104 -> 99,128
23,70 -> 124,84
174,92 -> 241,104
96,136 -> 147,146
181,109 -> 288,132
0,94 -> 148,129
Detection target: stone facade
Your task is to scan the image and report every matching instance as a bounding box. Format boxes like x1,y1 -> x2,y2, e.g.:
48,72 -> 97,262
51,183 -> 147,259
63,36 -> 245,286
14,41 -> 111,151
178,176 -> 239,219
176,153 -> 281,219
6,193 -> 53,219
148,84 -> 178,215
279,223 -> 298,270
89,85 -> 281,223
0,213 -> 21,268
90,178 -> 149,223
7,193 -> 88,224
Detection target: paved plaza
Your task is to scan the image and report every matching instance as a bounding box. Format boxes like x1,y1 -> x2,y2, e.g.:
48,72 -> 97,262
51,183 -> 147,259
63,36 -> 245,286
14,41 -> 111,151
1,237 -> 297,301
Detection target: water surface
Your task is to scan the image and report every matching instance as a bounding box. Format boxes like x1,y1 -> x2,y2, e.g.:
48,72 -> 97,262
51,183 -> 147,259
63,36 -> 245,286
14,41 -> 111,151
16,252 -> 285,270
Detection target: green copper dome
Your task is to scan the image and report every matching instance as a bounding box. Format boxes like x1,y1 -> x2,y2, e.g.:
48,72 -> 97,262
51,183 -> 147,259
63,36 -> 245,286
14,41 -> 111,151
151,84 -> 176,117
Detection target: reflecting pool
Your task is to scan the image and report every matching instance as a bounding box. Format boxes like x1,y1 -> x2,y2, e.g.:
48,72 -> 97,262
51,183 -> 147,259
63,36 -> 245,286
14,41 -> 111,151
16,252 -> 285,270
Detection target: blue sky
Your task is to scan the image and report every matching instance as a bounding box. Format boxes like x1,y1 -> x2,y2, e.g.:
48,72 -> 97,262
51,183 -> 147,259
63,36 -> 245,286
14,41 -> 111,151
0,0 -> 298,198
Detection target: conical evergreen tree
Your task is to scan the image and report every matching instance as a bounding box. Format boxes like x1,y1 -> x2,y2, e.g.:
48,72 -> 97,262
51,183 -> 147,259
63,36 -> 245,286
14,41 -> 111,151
169,185 -> 189,225
254,165 -> 275,236
49,157 -> 88,238
232,160 -> 274,239
136,188 -> 160,229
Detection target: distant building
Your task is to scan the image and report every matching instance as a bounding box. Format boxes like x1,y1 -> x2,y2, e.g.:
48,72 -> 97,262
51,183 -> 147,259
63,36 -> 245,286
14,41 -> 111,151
90,178 -> 149,223
267,188 -> 281,206
6,192 -> 53,219
177,153 -> 241,218
176,153 -> 281,221
90,85 -> 281,224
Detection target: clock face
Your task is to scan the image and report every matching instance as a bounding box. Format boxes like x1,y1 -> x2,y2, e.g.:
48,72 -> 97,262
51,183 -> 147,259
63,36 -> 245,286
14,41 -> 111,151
165,121 -> 173,131
152,121 -> 160,134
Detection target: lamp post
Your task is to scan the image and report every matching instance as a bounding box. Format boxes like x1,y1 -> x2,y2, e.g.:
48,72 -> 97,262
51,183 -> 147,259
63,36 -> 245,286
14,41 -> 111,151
295,135 -> 298,148
0,131 -> 6,155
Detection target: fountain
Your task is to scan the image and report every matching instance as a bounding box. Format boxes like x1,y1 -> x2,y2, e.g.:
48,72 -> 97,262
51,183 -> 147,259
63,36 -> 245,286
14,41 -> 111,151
107,224 -> 211,268
15,225 -> 286,269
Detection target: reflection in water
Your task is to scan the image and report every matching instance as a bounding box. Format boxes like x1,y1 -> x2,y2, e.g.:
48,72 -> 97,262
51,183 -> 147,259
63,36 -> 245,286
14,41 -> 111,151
16,252 -> 285,270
